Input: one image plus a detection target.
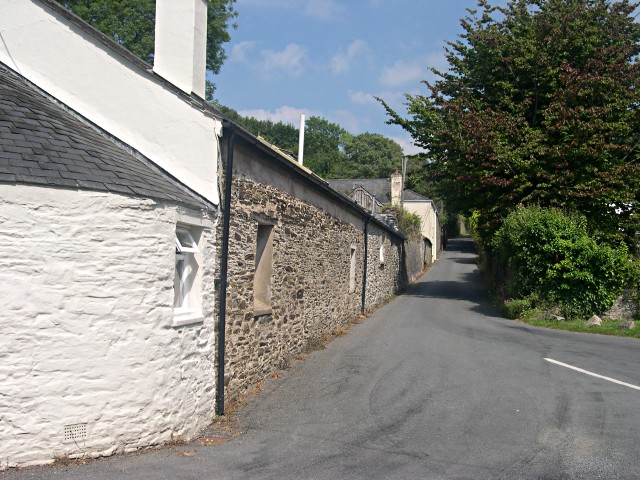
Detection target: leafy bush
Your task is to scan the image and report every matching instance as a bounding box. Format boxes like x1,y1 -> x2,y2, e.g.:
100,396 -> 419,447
383,205 -> 422,239
492,207 -> 638,319
503,298 -> 533,319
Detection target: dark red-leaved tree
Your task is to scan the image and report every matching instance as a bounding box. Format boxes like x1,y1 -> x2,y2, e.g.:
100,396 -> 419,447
379,0 -> 640,247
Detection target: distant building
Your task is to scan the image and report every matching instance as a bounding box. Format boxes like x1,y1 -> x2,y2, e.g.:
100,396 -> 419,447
328,172 -> 441,262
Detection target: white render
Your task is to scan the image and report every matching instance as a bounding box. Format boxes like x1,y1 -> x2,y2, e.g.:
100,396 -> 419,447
404,199 -> 439,261
0,0 -> 221,205
155,0 -> 207,98
0,184 -> 217,468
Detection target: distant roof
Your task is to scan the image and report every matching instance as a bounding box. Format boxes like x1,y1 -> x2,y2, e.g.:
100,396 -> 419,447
403,189 -> 431,202
327,178 -> 431,204
328,178 -> 393,203
0,64 -> 212,210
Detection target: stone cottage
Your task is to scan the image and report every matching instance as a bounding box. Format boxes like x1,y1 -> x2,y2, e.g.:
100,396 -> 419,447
328,172 -> 441,263
0,0 -> 222,468
216,129 -> 423,404
0,0 -> 431,468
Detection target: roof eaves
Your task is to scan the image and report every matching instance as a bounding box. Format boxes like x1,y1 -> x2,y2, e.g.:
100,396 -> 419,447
1,62 -> 215,211
225,122 -> 404,240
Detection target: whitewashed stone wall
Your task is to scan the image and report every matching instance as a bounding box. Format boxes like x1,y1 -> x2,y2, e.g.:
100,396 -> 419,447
404,200 -> 439,261
0,184 -> 216,469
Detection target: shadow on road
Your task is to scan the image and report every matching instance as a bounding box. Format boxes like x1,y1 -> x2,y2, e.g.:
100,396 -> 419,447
401,237 -> 501,318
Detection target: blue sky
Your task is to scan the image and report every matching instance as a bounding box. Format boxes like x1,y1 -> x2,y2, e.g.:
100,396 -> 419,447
211,0 -> 488,155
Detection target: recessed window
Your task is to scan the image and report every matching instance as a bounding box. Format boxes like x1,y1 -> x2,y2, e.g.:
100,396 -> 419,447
349,246 -> 357,293
254,224 -> 274,316
379,238 -> 385,265
173,224 -> 203,326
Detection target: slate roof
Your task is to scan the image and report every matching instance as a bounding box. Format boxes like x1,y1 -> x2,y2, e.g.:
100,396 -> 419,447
0,64 -> 212,210
327,178 -> 431,204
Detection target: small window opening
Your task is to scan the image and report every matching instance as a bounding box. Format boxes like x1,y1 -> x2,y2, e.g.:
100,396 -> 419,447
349,246 -> 357,293
254,224 -> 274,315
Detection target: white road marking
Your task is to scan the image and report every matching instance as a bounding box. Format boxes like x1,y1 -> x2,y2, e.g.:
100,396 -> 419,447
544,358 -> 640,391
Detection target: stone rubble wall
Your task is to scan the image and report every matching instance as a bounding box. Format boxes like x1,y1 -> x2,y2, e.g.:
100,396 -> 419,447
223,177 -> 365,400
364,222 -> 405,309
0,184 -> 217,469
604,290 -> 639,320
404,238 -> 426,284
222,175 -> 427,402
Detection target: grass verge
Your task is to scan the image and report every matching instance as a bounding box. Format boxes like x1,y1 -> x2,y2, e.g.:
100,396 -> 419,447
518,310 -> 640,339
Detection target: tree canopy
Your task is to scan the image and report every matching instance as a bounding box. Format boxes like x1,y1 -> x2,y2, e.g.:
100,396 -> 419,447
303,117 -> 348,177
215,105 -> 404,180
56,0 -> 237,98
379,0 -> 640,246
333,133 -> 404,179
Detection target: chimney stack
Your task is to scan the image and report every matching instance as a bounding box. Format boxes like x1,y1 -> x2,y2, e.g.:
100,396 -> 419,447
154,0 -> 207,98
390,169 -> 402,206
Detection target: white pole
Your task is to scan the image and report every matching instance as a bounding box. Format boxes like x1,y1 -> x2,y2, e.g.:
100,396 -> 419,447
298,114 -> 306,166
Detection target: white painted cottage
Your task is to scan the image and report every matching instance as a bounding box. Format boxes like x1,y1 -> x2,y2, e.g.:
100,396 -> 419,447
0,0 -> 222,468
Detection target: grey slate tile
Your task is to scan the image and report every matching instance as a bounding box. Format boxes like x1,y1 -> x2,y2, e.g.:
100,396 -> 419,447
0,64 -> 211,210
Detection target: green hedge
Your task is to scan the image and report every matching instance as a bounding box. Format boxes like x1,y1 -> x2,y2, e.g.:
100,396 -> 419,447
492,207 -> 638,319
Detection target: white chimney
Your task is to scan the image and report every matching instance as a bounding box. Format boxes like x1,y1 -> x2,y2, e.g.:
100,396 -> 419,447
390,169 -> 402,206
154,0 -> 207,98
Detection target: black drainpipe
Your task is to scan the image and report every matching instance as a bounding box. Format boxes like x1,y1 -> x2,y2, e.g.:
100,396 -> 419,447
361,216 -> 370,314
216,125 -> 235,416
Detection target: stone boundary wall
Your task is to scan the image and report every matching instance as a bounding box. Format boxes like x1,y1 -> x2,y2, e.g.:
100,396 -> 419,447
223,177 -> 365,400
604,290 -> 639,320
218,132 -> 429,406
0,184 -> 217,468
364,223 -> 404,309
404,238 -> 426,284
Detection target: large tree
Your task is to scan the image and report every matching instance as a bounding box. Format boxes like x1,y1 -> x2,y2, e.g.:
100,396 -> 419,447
379,0 -> 640,246
331,132 -> 404,179
303,117 -> 348,177
56,0 -> 237,98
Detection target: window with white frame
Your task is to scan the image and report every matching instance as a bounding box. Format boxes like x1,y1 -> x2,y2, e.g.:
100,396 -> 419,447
173,224 -> 203,326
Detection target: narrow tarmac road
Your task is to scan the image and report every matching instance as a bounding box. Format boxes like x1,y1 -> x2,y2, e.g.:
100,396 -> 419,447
5,237 -> 640,479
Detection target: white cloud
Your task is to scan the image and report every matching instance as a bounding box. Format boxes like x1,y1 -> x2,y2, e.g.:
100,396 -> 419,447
379,59 -> 424,87
230,41 -> 258,63
238,106 -> 320,126
330,109 -> 370,133
379,51 -> 446,87
348,90 -> 376,105
348,90 -> 405,108
390,135 -> 426,156
259,44 -> 308,78
304,0 -> 345,21
331,40 -> 368,75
